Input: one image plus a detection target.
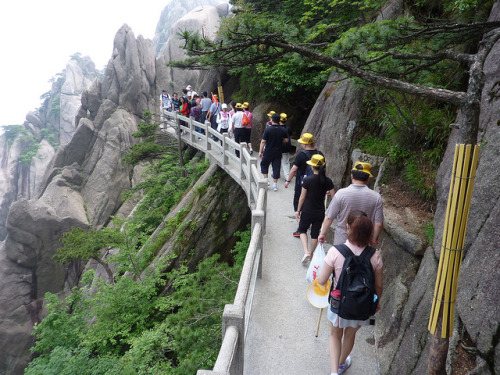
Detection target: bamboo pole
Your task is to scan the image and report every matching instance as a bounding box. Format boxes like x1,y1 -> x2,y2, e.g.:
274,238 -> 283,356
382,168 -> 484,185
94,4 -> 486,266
428,144 -> 479,338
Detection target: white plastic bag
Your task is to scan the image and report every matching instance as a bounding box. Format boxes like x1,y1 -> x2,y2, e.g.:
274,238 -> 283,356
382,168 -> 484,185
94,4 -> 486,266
306,243 -> 326,284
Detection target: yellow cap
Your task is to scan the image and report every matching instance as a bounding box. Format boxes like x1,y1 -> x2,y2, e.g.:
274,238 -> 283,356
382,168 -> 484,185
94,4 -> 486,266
267,110 -> 275,117
280,113 -> 287,122
351,161 -> 373,177
297,133 -> 314,145
306,154 -> 325,168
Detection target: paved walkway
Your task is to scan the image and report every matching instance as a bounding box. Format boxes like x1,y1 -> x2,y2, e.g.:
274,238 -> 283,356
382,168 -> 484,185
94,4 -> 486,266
244,177 -> 379,375
161,124 -> 379,374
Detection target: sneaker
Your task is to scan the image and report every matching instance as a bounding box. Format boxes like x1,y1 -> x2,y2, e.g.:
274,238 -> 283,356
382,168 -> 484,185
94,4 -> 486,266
301,253 -> 310,264
338,355 -> 351,374
272,183 -> 278,191
292,231 -> 301,238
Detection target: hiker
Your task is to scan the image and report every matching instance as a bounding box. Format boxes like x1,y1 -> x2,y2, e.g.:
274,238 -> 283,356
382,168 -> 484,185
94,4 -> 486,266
318,162 -> 384,246
259,113 -> 289,191
208,94 -> 222,140
200,91 -> 212,124
171,92 -> 181,112
284,133 -> 324,237
190,101 -> 201,122
242,102 -> 254,154
315,211 -> 383,375
279,113 -> 292,178
178,96 -> 190,127
295,154 -> 335,264
160,89 -> 172,115
216,103 -> 231,137
231,103 -> 245,158
266,111 -> 275,127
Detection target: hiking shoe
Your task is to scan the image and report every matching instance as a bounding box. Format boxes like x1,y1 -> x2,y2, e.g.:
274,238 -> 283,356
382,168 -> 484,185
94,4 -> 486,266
292,231 -> 301,238
338,355 -> 351,374
272,183 -> 278,191
301,253 -> 310,264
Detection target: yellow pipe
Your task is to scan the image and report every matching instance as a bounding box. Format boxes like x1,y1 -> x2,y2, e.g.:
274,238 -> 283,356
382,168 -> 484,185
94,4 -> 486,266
441,145 -> 464,336
429,146 -> 460,333
429,144 -> 480,338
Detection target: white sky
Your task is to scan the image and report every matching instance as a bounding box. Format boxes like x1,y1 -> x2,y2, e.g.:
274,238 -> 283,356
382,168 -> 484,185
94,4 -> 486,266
0,1 -> 168,126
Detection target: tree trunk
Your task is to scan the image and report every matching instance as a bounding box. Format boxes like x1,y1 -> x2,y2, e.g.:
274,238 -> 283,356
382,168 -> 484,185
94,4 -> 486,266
428,314 -> 449,375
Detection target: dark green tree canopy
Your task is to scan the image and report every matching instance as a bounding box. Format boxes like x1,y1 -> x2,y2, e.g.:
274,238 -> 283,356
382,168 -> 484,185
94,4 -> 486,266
175,0 -> 499,129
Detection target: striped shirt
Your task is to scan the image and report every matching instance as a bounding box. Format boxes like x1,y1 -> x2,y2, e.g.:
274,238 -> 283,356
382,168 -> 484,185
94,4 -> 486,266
325,184 -> 384,245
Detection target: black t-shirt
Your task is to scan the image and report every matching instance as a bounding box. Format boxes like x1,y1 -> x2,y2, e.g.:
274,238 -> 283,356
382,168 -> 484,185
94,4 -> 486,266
293,149 -> 323,186
262,125 -> 288,156
281,125 -> 292,153
302,174 -> 334,215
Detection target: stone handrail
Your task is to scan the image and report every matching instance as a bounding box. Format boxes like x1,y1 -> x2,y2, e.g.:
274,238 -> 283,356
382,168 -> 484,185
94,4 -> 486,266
161,111 -> 267,375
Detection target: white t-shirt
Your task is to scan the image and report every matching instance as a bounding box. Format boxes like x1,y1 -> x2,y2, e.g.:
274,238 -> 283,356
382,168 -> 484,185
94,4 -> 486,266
231,111 -> 244,128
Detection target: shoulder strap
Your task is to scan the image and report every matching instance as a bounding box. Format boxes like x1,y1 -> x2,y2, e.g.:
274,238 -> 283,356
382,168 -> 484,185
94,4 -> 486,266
359,246 -> 376,262
334,244 -> 354,259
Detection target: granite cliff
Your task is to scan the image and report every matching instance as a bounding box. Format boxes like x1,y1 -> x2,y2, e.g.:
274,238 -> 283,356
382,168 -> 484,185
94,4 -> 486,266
0,3 -> 235,373
1,0 -> 499,373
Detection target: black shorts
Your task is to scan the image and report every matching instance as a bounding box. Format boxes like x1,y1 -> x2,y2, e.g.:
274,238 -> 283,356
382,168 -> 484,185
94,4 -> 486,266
297,211 -> 325,239
260,153 -> 281,179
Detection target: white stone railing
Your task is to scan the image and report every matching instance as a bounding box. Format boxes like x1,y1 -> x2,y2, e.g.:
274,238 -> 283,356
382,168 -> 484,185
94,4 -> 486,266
161,111 -> 267,375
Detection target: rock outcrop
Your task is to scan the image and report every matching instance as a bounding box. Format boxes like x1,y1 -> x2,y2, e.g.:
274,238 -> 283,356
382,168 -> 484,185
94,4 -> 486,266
0,57 -> 96,242
0,6 -> 235,371
374,3 -> 500,374
439,3 -> 500,371
59,58 -> 96,145
155,3 -> 230,100
153,0 -> 229,56
0,26 -> 150,374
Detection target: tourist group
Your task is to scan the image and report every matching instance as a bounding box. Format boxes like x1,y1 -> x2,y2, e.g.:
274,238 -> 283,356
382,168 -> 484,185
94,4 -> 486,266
161,85 -> 384,375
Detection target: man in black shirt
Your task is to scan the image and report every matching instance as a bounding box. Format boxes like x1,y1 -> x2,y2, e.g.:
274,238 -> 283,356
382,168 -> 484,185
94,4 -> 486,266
259,113 -> 289,191
284,133 -> 323,236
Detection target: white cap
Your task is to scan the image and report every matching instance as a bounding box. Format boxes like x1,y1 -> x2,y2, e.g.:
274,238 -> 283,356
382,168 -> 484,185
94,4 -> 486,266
221,103 -> 228,109
186,85 -> 192,90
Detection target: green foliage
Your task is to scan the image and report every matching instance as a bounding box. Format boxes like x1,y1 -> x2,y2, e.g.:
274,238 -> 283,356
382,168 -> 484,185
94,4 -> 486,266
18,132 -> 40,165
424,221 -> 434,245
355,136 -> 389,156
231,225 -> 252,268
122,142 -> 167,165
30,289 -> 91,355
28,222 -> 251,374
54,227 -> 121,264
2,125 -> 25,146
124,154 -> 209,235
357,87 -> 453,199
40,128 -> 59,149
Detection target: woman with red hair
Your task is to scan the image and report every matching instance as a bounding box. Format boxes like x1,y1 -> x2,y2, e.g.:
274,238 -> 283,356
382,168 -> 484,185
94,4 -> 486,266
316,211 -> 383,375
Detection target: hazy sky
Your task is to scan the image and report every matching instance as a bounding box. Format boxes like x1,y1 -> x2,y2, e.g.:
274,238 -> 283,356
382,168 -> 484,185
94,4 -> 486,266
0,1 -> 168,126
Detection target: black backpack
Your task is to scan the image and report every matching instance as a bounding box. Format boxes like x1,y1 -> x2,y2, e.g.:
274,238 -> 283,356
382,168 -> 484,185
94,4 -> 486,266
329,244 -> 378,320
